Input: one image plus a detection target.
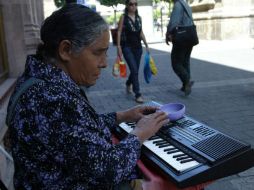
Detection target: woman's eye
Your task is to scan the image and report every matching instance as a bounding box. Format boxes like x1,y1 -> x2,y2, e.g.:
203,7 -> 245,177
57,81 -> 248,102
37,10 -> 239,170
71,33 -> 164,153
93,52 -> 101,56
93,51 -> 103,56
93,50 -> 107,57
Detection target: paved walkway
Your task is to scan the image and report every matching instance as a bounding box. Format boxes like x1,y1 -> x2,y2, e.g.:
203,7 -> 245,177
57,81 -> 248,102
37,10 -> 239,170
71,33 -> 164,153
86,39 -> 254,190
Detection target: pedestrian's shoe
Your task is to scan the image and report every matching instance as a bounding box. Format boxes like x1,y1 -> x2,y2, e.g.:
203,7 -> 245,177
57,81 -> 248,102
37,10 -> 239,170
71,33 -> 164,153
135,96 -> 144,103
184,82 -> 193,96
181,81 -> 194,92
126,84 -> 132,94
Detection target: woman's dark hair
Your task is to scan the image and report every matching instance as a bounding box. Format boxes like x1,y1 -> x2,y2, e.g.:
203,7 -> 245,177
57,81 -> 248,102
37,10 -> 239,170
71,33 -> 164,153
36,4 -> 108,62
124,0 -> 138,16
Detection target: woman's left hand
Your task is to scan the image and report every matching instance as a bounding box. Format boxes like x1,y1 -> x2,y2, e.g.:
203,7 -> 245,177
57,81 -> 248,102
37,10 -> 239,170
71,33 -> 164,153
116,106 -> 158,124
146,46 -> 150,54
166,33 -> 172,45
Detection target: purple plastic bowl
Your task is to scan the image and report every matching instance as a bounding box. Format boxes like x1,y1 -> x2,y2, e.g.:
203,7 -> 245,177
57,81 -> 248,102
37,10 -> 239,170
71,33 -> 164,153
160,103 -> 185,121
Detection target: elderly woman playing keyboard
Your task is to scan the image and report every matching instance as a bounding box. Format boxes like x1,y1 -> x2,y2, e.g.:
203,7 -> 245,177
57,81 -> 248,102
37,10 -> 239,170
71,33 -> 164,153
6,4 -> 169,190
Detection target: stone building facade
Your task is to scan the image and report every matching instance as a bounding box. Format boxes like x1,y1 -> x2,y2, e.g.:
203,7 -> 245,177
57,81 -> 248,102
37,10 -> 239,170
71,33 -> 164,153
138,0 -> 254,41
0,0 -> 43,78
191,0 -> 254,40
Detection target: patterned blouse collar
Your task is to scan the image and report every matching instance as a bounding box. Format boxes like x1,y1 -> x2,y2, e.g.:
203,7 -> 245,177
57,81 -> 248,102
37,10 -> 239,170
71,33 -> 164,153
24,55 -> 82,96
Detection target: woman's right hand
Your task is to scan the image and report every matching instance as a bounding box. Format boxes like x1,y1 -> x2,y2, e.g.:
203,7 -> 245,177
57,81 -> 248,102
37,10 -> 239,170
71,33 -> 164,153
117,46 -> 123,59
130,111 -> 169,143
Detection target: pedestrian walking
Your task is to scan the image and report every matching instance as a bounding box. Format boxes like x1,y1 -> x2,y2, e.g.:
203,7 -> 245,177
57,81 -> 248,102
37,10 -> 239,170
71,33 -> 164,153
166,0 -> 195,96
117,0 -> 149,103
6,4 -> 169,189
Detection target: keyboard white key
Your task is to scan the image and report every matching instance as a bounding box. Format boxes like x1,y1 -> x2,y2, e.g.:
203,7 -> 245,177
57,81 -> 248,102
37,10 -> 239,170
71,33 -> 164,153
119,122 -> 133,133
143,138 -> 200,172
119,123 -> 200,173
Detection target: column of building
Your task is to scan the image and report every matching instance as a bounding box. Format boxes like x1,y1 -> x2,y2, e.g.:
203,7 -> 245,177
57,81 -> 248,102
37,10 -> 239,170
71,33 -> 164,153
21,0 -> 43,56
0,0 -> 43,78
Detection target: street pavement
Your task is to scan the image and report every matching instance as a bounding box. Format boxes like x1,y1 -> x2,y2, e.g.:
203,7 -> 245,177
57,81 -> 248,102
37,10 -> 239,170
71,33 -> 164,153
85,39 -> 254,190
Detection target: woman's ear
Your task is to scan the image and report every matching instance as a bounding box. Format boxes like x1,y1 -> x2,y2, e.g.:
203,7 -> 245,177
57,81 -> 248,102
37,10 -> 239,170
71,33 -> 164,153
58,40 -> 72,62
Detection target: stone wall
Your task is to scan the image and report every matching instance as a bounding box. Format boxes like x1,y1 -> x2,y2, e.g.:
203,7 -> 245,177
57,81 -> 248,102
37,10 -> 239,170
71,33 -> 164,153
195,14 -> 254,40
193,0 -> 254,40
0,0 -> 43,78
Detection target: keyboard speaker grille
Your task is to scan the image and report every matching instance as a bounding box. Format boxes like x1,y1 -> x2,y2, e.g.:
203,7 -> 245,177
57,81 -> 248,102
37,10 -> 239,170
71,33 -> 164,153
192,134 -> 247,161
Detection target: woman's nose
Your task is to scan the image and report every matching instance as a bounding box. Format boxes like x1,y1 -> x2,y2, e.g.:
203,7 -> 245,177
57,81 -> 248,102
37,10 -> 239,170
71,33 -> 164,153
100,58 -> 107,68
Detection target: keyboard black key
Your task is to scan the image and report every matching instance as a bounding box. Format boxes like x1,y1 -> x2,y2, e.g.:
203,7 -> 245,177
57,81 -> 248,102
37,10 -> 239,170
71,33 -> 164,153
176,156 -> 190,161
173,153 -> 186,158
167,150 -> 180,154
180,158 -> 194,163
158,144 -> 171,148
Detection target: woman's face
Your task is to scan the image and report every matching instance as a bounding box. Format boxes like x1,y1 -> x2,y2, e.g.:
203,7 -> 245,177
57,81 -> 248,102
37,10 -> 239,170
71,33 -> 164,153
61,30 -> 109,87
127,0 -> 138,12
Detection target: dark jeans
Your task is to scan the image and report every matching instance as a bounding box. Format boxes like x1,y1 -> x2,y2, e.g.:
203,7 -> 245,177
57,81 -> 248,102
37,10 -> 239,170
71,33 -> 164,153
171,44 -> 193,86
122,46 -> 143,98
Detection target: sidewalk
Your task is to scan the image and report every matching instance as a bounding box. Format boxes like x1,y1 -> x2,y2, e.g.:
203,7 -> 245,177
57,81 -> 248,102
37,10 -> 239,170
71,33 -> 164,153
86,39 -> 254,190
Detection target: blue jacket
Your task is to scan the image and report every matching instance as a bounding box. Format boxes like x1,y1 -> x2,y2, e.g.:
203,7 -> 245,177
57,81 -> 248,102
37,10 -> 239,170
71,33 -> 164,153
7,55 -> 141,189
167,0 -> 194,34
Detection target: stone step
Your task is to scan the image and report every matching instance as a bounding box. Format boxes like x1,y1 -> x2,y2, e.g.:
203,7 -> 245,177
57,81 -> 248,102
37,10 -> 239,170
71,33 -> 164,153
0,78 -> 16,106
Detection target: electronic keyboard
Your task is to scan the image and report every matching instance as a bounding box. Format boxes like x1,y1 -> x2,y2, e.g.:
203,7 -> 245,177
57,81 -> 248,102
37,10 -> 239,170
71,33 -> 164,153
114,102 -> 254,188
